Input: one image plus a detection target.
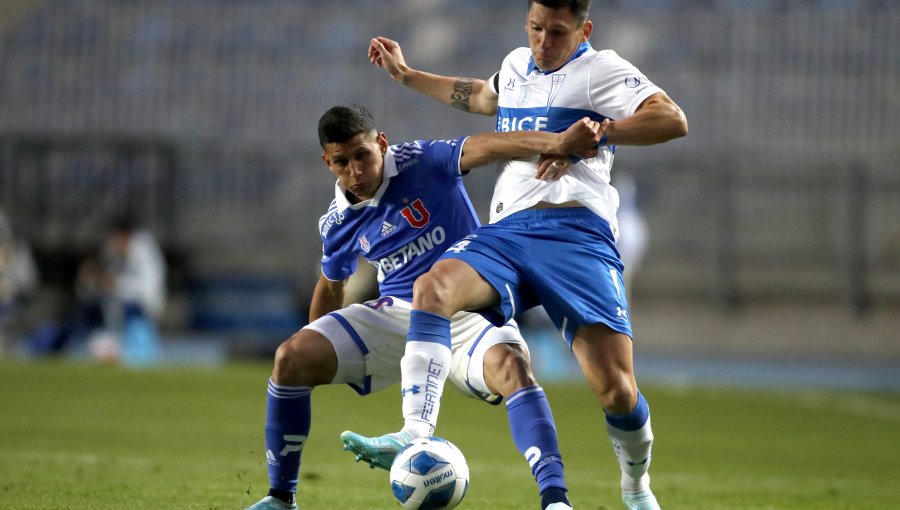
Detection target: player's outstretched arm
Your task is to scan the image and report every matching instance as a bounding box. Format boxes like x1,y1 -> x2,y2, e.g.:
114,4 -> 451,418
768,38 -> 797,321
603,91 -> 688,146
369,36 -> 498,116
309,274 -> 347,322
460,117 -> 602,171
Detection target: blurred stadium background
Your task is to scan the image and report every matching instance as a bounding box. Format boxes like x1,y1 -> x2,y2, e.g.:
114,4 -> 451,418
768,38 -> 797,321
0,0 -> 898,388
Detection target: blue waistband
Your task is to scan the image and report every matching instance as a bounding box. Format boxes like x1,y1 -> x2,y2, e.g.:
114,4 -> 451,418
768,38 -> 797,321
500,206 -> 601,222
496,207 -> 614,241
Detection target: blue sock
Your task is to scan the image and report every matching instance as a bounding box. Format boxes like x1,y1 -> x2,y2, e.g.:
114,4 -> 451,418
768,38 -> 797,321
407,310 -> 451,347
506,386 -> 567,497
265,378 -> 312,494
402,310 -> 452,436
605,391 -> 650,431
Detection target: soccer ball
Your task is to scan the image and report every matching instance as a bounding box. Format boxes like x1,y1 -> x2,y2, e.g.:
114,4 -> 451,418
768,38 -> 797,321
389,436 -> 470,510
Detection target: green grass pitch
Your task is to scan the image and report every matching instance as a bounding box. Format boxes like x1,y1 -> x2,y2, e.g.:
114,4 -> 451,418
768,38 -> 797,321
1,360 -> 898,509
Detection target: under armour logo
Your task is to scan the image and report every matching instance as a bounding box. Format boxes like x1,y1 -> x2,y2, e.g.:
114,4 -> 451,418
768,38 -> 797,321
401,385 -> 421,397
616,307 -> 628,318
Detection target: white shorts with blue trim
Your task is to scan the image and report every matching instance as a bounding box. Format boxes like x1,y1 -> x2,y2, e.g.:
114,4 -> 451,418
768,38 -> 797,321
303,296 -> 527,404
440,207 -> 633,345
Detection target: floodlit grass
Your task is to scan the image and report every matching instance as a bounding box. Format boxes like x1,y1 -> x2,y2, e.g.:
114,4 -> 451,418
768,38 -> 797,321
1,360 -> 898,509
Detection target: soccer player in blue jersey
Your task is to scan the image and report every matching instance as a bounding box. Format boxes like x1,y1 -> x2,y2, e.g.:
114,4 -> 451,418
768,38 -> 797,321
346,2 -> 688,509
244,104 -> 603,510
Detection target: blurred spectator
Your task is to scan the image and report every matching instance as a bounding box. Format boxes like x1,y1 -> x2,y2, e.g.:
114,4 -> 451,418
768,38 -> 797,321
35,216 -> 167,365
0,209 -> 40,356
613,172 -> 648,301
81,217 -> 166,365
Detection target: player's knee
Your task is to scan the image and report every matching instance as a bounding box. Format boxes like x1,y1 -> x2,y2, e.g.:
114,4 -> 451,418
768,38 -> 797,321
412,271 -> 458,317
483,344 -> 536,397
600,378 -> 638,415
272,331 -> 335,387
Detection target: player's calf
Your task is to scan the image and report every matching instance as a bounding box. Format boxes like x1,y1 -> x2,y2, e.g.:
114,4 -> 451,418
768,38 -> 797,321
482,342 -> 536,397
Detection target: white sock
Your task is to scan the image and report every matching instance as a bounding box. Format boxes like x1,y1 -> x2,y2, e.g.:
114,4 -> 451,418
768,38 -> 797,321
399,340 -> 452,438
606,417 -> 654,493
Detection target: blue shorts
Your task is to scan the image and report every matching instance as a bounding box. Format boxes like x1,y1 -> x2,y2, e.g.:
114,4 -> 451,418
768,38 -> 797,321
440,207 -> 633,346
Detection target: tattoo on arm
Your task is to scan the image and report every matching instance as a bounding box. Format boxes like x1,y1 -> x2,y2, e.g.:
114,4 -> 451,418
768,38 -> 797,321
450,79 -> 474,112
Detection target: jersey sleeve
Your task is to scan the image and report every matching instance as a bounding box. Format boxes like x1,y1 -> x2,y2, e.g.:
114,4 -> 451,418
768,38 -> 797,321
415,136 -> 468,181
317,210 -> 357,281
588,51 -> 663,120
488,71 -> 500,95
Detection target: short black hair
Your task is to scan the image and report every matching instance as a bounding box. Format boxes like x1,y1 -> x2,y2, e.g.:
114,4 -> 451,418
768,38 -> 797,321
529,0 -> 591,24
317,104 -> 377,148
109,213 -> 138,235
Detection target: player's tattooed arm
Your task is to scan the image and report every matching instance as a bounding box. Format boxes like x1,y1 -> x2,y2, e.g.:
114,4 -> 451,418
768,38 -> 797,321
450,79 -> 475,112
369,36 -> 496,114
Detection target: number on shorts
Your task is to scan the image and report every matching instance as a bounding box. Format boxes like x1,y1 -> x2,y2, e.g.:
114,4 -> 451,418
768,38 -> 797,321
364,297 -> 394,310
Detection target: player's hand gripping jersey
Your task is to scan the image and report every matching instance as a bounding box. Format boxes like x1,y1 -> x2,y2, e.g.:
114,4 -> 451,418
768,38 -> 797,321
317,138 -> 478,299
490,42 -> 662,238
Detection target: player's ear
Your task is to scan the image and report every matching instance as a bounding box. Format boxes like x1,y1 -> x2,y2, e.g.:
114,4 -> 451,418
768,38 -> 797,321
581,20 -> 592,41
377,132 -> 389,154
321,152 -> 332,169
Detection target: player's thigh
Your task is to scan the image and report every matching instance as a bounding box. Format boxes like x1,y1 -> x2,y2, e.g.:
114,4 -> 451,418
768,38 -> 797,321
304,299 -> 411,395
571,322 -> 638,412
528,218 -> 633,344
447,312 -> 529,404
413,258 -> 500,315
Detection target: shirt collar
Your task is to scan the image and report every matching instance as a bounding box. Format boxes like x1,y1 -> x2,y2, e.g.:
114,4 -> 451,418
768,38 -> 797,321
527,41 -> 591,75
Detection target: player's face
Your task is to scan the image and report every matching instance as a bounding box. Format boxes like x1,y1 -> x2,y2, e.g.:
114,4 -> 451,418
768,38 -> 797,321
321,130 -> 388,202
525,3 -> 592,72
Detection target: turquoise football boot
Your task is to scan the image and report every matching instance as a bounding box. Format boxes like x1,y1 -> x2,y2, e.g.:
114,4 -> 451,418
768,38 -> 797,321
621,488 -> 661,510
340,430 -> 413,471
244,495 -> 296,510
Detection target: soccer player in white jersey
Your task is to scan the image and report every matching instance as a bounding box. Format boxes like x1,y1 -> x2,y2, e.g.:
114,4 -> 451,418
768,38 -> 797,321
345,1 -> 688,510
244,104 -> 603,510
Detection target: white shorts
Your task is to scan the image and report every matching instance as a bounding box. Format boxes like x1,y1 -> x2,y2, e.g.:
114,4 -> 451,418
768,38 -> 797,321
303,296 -> 528,404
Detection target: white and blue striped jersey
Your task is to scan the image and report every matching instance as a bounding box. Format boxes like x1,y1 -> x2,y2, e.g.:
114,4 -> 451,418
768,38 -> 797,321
317,137 -> 479,300
489,42 -> 662,239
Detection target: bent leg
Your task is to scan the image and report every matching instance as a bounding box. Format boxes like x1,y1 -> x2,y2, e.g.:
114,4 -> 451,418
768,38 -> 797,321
402,259 -> 499,437
484,343 -> 570,509
572,324 -> 656,505
263,328 -> 338,506
571,323 -> 638,414
411,258 -> 500,316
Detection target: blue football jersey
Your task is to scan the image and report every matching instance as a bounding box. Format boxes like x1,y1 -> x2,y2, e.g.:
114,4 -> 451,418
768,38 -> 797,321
317,137 -> 479,300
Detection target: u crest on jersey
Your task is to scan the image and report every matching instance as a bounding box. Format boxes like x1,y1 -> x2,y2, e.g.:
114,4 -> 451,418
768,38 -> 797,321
400,198 -> 430,228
